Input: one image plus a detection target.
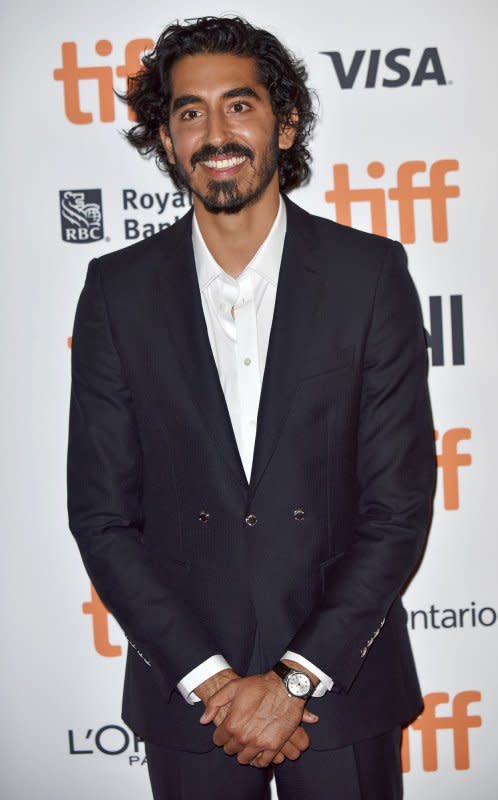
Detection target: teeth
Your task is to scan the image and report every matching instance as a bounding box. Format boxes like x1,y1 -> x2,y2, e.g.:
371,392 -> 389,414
202,156 -> 246,169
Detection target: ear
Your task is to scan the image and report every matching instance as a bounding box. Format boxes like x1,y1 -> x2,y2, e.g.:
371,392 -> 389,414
159,125 -> 176,165
278,107 -> 299,151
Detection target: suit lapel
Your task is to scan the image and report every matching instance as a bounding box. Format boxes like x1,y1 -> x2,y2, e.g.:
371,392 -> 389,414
154,195 -> 326,498
248,196 -> 326,498
156,209 -> 249,489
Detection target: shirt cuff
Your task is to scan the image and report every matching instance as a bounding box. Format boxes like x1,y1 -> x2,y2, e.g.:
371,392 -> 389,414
176,654 -> 232,705
282,650 -> 334,697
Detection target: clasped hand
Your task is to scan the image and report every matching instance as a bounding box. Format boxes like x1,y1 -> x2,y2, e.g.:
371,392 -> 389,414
199,672 -> 319,768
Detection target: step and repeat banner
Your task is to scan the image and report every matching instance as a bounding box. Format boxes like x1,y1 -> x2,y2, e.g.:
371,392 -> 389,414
1,0 -> 496,797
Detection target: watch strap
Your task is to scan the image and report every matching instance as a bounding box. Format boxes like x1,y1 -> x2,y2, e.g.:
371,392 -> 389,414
272,660 -> 293,682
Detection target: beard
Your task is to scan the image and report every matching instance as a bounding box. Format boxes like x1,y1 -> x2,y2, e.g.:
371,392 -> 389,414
170,125 -> 280,215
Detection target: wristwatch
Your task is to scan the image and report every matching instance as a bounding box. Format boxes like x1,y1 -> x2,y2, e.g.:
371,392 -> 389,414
272,660 -> 315,701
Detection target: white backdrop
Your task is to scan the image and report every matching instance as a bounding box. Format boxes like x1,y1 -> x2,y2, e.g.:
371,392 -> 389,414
1,1 -> 497,797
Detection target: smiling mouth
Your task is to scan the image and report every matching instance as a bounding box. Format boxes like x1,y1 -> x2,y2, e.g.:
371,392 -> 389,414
200,155 -> 247,170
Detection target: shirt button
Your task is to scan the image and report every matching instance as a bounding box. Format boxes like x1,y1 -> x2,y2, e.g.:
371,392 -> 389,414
245,513 -> 258,526
244,357 -> 252,366
198,510 -> 210,523
293,509 -> 305,521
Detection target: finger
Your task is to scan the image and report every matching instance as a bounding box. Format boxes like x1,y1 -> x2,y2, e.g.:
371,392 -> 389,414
223,737 -> 243,757
200,705 -> 222,725
279,740 -> 301,761
213,705 -> 231,727
272,752 -> 286,764
302,709 -> 319,724
200,700 -> 231,725
249,749 -> 279,768
212,721 -> 234,747
236,746 -> 266,765
289,726 -> 310,751
199,682 -> 237,723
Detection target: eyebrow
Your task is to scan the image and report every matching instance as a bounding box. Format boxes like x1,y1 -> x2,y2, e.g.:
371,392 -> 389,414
171,86 -> 263,113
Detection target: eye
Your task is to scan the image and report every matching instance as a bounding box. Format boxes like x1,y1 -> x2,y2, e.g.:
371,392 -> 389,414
229,101 -> 251,113
180,108 -> 202,120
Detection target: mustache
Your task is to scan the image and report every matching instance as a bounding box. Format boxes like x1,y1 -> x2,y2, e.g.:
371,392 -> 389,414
191,143 -> 254,167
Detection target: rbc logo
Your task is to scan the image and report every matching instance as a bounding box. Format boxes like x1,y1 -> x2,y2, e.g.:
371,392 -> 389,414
322,47 -> 447,89
60,189 -> 104,243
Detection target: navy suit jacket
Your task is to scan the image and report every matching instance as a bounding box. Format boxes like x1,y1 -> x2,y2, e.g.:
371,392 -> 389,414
66,194 -> 435,751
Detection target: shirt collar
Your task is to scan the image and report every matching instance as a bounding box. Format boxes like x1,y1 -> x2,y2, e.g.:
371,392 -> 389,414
192,193 -> 287,291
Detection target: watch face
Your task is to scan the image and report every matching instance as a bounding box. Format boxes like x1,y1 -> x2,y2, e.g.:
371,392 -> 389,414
286,672 -> 311,697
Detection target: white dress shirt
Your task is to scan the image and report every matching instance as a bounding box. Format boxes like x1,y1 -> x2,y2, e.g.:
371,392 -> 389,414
176,195 -> 334,704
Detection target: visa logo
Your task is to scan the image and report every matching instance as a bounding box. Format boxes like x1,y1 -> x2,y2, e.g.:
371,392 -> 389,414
321,47 -> 447,89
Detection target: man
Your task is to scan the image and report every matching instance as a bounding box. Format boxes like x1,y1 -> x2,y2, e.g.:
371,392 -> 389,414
67,15 -> 435,799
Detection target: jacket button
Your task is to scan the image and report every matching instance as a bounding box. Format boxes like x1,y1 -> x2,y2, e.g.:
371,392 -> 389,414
293,508 -> 305,521
198,510 -> 210,523
245,513 -> 258,526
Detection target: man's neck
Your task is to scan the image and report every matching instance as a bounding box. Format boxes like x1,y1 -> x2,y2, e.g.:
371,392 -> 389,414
193,178 -> 280,278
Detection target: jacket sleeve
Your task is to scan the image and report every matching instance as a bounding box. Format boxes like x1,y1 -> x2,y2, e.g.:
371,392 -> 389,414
66,257 -> 219,701
286,240 -> 435,693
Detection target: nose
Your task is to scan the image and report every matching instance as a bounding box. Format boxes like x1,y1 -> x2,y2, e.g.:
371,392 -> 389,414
205,107 -> 230,146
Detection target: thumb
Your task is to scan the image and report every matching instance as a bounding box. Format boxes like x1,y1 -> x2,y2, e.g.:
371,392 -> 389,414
199,681 -> 237,724
302,709 -> 319,724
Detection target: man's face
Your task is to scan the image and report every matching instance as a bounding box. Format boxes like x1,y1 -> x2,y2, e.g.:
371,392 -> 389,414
160,53 -> 295,214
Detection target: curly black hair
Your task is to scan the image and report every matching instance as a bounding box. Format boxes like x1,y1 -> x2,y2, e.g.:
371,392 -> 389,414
122,16 -> 317,192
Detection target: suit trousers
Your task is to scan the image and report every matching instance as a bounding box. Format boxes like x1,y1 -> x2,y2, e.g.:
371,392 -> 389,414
144,726 -> 403,800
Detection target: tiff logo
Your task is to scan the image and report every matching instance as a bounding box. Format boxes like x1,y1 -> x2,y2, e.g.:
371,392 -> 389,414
426,295 -> 465,366
83,584 -> 122,657
53,38 -> 154,124
322,47 -> 447,89
402,692 -> 481,771
325,160 -> 459,243
435,428 -> 472,510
